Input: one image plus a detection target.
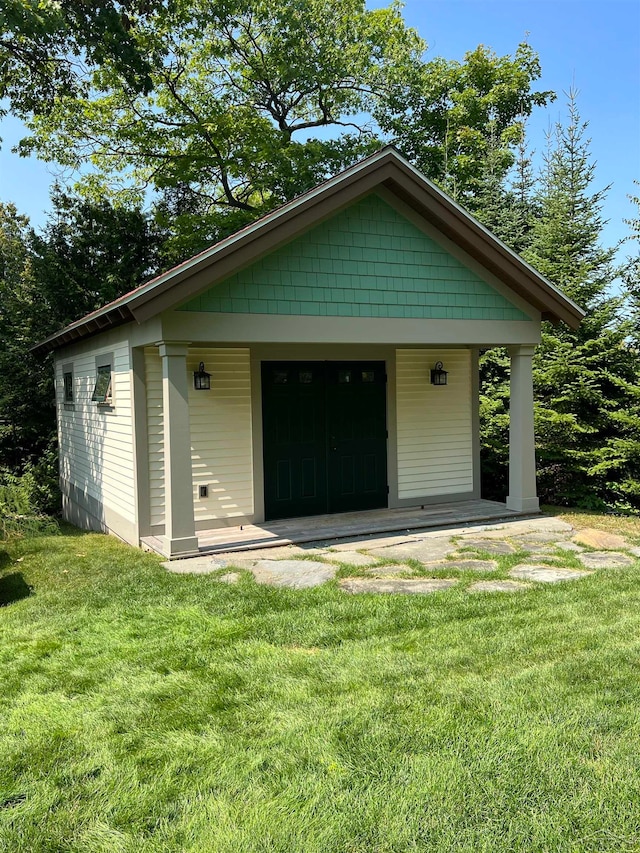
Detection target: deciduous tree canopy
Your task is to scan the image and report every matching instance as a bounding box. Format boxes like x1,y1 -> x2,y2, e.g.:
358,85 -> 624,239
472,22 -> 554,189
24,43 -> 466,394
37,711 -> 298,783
0,0 -> 157,122
376,42 -> 554,202
19,1 -> 422,226
14,2 -> 553,255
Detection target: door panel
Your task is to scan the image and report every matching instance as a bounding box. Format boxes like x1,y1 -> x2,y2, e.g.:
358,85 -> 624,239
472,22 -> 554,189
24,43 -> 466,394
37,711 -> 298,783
262,361 -> 387,520
325,361 -> 388,513
262,362 -> 328,520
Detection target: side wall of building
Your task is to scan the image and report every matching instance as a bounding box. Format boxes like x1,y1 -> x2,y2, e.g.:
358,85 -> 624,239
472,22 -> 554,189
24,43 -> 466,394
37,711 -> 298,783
55,327 -> 138,544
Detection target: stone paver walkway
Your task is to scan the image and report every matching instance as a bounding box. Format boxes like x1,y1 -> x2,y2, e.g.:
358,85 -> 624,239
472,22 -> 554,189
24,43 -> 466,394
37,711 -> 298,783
163,514 -> 639,595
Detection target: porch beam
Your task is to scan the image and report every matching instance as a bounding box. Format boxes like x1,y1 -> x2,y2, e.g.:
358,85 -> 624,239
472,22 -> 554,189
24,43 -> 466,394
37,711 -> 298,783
158,341 -> 198,556
506,344 -> 540,513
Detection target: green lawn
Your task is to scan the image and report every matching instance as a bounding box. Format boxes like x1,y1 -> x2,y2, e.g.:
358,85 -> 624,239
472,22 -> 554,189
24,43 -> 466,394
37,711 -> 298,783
2,518 -> 640,852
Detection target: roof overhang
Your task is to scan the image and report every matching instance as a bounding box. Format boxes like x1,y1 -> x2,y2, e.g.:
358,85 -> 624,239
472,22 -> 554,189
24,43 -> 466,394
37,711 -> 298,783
32,146 -> 585,357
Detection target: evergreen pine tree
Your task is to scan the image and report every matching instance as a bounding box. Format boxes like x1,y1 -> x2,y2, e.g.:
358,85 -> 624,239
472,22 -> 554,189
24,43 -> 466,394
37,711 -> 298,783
523,91 -> 640,509
623,183 -> 640,346
475,123 -> 538,500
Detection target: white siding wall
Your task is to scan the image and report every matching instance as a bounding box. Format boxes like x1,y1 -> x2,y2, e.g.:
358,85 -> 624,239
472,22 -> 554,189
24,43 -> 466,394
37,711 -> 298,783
145,346 -> 253,528
396,348 -> 473,499
56,331 -> 136,525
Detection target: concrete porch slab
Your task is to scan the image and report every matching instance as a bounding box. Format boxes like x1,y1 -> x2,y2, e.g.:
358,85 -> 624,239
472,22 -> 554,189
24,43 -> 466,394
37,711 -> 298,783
142,499 -> 536,558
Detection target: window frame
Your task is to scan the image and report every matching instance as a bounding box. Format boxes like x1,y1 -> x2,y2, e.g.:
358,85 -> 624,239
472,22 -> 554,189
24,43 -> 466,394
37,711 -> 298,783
62,363 -> 74,407
91,353 -> 114,407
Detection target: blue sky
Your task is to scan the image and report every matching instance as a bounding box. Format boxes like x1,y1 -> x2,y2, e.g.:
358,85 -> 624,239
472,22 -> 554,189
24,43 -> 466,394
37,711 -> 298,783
393,0 -> 640,255
1,0 -> 638,255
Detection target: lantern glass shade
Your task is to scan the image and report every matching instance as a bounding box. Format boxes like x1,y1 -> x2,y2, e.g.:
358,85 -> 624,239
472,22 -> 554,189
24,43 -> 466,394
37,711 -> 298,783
194,361 -> 211,390
430,361 -> 448,386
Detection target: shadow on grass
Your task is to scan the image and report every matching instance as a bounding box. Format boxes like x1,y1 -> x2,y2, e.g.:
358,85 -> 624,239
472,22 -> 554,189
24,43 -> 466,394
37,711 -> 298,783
58,521 -> 95,538
0,572 -> 32,606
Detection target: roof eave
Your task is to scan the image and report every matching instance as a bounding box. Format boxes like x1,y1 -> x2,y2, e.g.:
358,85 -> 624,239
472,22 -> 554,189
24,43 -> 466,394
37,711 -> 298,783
31,304 -> 135,357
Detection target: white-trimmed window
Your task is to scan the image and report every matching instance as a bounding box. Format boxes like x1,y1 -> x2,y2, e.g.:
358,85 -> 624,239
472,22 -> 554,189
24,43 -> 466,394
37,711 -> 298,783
63,369 -> 74,403
92,361 -> 113,405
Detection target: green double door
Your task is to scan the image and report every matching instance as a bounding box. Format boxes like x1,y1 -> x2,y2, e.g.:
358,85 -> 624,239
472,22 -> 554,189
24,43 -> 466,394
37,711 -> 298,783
262,361 -> 388,520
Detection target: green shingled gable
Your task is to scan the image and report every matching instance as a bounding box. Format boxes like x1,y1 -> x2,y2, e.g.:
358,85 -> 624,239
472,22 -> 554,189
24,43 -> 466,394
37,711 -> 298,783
178,194 -> 530,321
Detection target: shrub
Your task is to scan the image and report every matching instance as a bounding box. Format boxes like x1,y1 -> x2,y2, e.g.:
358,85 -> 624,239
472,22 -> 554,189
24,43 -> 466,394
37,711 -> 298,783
0,463 -> 59,541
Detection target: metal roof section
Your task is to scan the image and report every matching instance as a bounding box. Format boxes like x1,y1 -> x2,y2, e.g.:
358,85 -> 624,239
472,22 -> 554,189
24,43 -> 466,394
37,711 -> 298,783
32,146 -> 585,356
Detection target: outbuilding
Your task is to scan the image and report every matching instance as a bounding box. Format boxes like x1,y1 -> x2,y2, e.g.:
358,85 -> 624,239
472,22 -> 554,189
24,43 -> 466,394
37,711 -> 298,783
33,147 -> 584,557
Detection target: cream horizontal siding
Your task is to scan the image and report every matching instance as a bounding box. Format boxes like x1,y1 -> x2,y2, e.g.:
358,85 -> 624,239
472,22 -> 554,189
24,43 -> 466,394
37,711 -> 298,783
145,346 -> 253,528
188,347 -> 253,523
396,348 -> 473,499
56,333 -> 136,521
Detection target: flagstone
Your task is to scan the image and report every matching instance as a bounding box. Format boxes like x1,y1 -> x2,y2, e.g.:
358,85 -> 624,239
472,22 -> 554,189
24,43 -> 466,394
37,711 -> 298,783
509,564 -> 591,583
250,560 -> 336,589
512,531 -> 565,544
164,556 -> 236,574
340,578 -> 458,594
518,543 -> 562,555
364,563 -> 417,576
440,559 -> 499,572
217,572 -> 241,584
324,551 -> 380,567
330,533 -> 414,550
572,528 -> 630,550
215,544 -> 328,561
366,537 -> 457,563
458,518 -> 573,538
554,541 -> 584,553
458,538 -> 516,556
579,551 -> 635,570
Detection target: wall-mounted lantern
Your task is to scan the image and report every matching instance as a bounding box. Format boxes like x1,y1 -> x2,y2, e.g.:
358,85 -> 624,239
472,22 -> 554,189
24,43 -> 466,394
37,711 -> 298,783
430,361 -> 448,386
193,361 -> 211,390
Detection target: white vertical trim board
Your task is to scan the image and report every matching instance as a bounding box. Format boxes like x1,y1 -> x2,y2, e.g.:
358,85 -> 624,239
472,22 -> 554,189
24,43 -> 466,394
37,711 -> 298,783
396,348 -> 473,499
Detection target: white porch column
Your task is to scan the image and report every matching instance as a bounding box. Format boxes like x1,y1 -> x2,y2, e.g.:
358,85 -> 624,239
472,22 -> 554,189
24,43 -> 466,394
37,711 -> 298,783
159,342 -> 198,556
506,345 -> 540,513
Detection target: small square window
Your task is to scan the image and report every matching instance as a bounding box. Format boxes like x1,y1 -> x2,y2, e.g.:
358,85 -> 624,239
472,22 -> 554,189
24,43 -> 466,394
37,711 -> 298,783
362,371 -> 375,383
299,371 -> 313,384
273,370 -> 288,384
63,371 -> 73,402
92,364 -> 113,403
338,370 -> 352,384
